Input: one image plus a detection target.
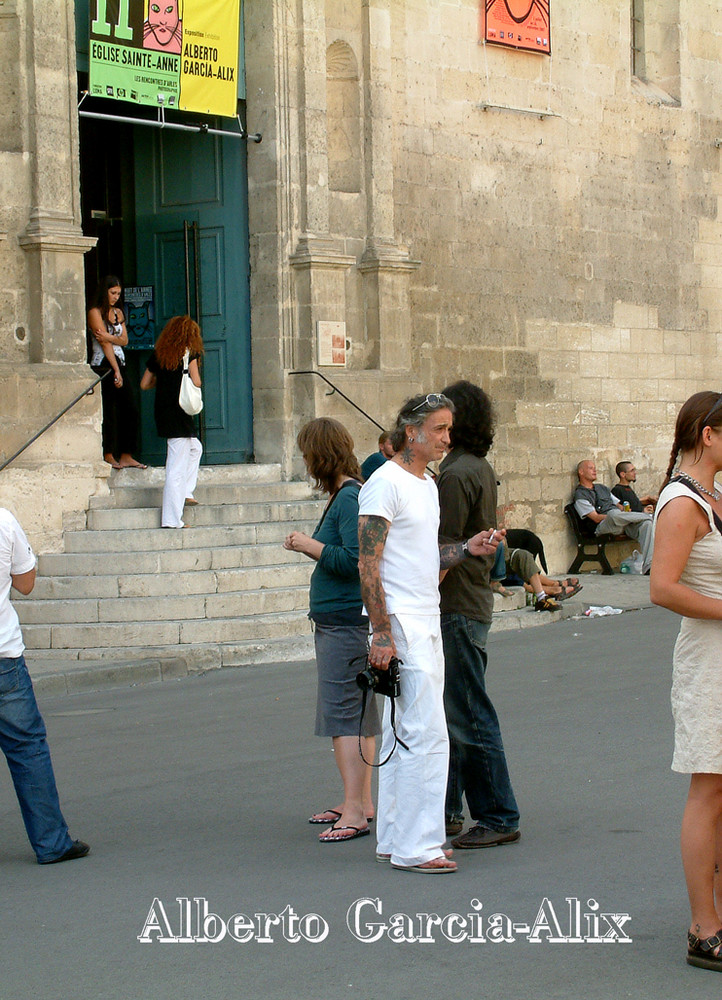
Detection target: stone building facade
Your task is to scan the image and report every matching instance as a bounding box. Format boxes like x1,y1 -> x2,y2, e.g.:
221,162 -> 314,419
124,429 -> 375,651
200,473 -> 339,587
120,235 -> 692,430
1,0 -> 720,568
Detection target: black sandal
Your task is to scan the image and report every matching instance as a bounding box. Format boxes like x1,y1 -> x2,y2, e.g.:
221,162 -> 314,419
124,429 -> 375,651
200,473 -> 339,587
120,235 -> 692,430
687,928 -> 722,971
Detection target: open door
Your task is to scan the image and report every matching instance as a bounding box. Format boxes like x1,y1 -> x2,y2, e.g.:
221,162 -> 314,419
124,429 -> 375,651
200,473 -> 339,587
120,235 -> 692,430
134,124 -> 253,465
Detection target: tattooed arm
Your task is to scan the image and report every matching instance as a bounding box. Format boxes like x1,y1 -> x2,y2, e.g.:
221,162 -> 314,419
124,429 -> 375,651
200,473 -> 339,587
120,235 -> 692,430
438,528 -> 505,569
358,513 -> 396,670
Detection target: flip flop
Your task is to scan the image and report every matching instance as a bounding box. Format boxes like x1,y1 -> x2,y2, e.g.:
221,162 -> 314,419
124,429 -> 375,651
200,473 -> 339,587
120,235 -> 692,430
309,808 -> 373,825
391,856 -> 457,874
309,809 -> 342,825
319,824 -> 370,843
378,847 -> 452,864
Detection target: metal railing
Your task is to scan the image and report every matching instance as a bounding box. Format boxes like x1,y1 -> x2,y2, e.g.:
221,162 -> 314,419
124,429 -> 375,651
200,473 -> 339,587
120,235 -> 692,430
0,370 -> 112,475
288,370 -> 385,431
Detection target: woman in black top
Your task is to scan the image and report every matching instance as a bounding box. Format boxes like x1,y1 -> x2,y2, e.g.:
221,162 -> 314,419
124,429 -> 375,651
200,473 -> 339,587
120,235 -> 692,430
141,316 -> 203,528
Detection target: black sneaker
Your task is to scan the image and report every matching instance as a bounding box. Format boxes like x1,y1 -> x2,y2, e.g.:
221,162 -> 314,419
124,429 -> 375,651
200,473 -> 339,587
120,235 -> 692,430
39,840 -> 90,865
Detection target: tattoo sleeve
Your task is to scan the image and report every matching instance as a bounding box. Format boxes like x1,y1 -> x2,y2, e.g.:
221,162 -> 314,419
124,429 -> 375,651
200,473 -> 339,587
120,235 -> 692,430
358,514 -> 392,634
439,541 -> 466,569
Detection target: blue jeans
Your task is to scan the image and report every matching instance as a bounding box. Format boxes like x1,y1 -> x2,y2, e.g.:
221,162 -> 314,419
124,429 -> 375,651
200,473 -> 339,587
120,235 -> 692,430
0,656 -> 73,862
441,614 -> 520,832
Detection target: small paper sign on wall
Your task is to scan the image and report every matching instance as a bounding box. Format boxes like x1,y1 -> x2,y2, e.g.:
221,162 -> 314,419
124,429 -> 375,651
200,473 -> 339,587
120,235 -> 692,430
481,0 -> 551,55
317,321 -> 347,367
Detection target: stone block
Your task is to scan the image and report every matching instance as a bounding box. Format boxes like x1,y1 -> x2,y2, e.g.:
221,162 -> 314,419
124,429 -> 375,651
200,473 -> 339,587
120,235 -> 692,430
613,302 -> 655,329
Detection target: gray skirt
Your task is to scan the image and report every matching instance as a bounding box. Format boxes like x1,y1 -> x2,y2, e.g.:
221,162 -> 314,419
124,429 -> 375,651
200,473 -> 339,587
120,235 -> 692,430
313,622 -> 381,738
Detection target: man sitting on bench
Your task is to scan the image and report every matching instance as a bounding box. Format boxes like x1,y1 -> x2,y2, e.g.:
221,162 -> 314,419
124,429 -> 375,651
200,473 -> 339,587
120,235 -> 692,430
573,460 -> 654,574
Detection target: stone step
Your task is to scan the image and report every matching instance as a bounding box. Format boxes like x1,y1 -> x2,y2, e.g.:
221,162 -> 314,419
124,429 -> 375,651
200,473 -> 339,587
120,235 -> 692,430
56,514 -> 322,555
28,551 -> 314,597
26,463 -> 323,673
22,608 -> 312,651
18,561 -> 313,603
85,499 -> 323,531
16,582 -> 310,625
108,462 -> 285,486
26,633 -> 316,695
87,480 -> 313,509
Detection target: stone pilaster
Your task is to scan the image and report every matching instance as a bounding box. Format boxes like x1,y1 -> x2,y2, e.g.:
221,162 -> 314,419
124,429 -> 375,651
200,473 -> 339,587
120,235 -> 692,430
360,3 -> 420,373
19,0 -> 95,362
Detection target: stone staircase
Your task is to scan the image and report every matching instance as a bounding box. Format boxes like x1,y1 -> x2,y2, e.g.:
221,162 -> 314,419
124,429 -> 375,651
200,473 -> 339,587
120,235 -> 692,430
17,464 -> 324,690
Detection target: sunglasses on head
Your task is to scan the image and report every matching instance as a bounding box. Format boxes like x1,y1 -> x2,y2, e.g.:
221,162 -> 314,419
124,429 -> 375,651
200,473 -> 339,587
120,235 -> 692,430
410,393 -> 447,412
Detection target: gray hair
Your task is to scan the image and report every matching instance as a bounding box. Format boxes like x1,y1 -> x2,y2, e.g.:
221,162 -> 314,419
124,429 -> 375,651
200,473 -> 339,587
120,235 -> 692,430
389,393 -> 455,452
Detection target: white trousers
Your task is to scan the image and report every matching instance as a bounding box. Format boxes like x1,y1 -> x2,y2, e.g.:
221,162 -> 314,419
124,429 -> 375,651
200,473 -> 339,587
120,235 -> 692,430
162,437 -> 202,528
376,613 -> 449,867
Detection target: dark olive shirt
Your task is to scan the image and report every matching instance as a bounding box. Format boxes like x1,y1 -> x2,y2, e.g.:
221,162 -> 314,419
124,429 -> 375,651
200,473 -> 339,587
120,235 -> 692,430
437,447 -> 497,624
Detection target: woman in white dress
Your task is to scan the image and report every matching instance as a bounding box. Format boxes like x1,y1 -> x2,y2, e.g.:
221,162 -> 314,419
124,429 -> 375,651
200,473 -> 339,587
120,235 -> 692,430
651,390 -> 722,973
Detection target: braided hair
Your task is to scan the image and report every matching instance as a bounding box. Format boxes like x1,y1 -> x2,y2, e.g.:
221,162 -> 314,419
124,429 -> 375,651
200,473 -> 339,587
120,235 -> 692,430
662,391 -> 722,490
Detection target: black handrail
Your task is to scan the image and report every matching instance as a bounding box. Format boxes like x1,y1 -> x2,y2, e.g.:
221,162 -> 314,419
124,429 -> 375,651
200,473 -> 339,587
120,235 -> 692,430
288,370 -> 386,432
0,370 -> 112,475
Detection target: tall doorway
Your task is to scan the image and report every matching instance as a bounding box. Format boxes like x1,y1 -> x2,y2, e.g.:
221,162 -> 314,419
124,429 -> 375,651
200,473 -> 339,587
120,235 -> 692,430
78,105 -> 253,466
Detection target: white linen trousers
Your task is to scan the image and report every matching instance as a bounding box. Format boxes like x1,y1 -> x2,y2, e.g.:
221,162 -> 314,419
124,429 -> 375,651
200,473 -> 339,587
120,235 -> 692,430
376,612 -> 449,867
162,436 -> 202,528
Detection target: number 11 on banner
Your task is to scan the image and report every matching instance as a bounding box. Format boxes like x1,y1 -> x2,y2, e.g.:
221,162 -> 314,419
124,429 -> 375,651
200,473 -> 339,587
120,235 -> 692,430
91,0 -> 133,41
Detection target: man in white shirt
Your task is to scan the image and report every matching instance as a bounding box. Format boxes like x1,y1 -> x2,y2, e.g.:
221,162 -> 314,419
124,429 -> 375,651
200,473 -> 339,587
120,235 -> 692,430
358,394 -> 500,873
0,508 -> 89,864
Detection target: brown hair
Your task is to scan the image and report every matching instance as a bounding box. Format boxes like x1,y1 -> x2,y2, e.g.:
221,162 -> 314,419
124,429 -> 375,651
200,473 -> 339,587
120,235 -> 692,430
662,390 -> 722,488
154,315 -> 204,370
297,418 -> 361,494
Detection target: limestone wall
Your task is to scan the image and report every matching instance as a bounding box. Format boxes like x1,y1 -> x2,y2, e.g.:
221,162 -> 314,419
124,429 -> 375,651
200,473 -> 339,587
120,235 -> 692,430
386,0 -> 721,569
245,0 -> 722,572
0,0 -> 102,551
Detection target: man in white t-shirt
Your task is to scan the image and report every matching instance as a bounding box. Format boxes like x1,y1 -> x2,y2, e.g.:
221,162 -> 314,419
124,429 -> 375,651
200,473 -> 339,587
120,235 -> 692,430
358,394 -> 501,873
0,508 -> 89,864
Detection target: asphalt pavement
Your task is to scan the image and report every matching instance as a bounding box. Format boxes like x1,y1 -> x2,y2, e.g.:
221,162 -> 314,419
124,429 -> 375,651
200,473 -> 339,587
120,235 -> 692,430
2,595 -> 715,1000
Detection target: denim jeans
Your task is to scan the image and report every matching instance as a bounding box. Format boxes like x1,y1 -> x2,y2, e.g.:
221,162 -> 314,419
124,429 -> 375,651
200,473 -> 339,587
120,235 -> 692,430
0,655 -> 73,862
441,613 -> 520,832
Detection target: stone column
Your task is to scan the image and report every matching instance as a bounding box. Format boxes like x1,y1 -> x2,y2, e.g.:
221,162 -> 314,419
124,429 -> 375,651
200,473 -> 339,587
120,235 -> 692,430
18,0 -> 95,363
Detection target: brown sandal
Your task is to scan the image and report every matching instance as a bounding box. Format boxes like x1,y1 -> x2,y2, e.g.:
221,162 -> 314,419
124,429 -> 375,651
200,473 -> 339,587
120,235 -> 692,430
687,928 -> 722,971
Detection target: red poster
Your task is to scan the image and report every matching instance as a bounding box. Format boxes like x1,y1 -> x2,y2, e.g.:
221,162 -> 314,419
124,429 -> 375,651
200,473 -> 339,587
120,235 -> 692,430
482,0 -> 551,55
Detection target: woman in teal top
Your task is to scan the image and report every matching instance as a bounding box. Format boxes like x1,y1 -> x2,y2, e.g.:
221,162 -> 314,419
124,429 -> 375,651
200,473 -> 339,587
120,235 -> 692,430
284,418 -> 380,843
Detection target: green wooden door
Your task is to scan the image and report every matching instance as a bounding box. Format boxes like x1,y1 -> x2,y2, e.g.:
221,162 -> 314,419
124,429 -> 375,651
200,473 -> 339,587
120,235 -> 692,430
134,125 -> 253,465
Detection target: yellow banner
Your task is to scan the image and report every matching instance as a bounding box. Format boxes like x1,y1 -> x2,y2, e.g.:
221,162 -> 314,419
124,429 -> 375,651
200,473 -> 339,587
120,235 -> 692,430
179,0 -> 241,117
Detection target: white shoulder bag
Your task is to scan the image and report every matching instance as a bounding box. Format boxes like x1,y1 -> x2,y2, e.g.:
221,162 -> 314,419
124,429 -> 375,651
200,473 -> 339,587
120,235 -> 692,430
179,349 -> 203,415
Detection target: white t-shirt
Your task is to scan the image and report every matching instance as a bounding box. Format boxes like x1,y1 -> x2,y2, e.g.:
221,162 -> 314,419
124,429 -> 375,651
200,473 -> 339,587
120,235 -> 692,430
0,509 -> 36,657
358,460 -> 441,616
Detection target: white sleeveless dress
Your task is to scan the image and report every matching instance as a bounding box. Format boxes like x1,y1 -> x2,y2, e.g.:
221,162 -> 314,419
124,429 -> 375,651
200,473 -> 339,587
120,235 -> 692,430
656,481 -> 722,773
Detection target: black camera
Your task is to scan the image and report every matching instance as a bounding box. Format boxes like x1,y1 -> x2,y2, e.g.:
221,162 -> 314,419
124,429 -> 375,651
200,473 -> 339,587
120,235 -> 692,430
355,656 -> 401,699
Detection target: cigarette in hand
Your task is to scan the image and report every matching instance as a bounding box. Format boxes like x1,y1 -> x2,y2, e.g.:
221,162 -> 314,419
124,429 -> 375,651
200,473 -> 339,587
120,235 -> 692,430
488,530 -> 497,544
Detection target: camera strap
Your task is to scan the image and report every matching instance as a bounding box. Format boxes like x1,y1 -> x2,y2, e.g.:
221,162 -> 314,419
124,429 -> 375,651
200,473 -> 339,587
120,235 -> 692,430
358,686 -> 409,768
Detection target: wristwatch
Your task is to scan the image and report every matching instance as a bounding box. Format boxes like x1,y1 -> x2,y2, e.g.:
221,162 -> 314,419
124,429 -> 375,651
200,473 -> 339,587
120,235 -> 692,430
462,540 -> 470,557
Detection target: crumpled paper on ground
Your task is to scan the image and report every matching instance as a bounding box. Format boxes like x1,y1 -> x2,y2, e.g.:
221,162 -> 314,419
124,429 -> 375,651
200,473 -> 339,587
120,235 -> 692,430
584,605 -> 623,617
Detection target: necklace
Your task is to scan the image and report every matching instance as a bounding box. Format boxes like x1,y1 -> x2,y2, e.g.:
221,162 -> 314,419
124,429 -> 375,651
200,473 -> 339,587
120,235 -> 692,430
677,470 -> 721,501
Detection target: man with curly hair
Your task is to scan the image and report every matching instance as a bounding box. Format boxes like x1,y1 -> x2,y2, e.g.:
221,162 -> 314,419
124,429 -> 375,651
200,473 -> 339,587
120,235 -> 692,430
437,380 -> 521,850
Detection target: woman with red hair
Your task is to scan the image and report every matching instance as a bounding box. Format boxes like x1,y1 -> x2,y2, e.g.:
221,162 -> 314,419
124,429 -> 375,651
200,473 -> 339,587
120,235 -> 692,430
141,316 -> 203,528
